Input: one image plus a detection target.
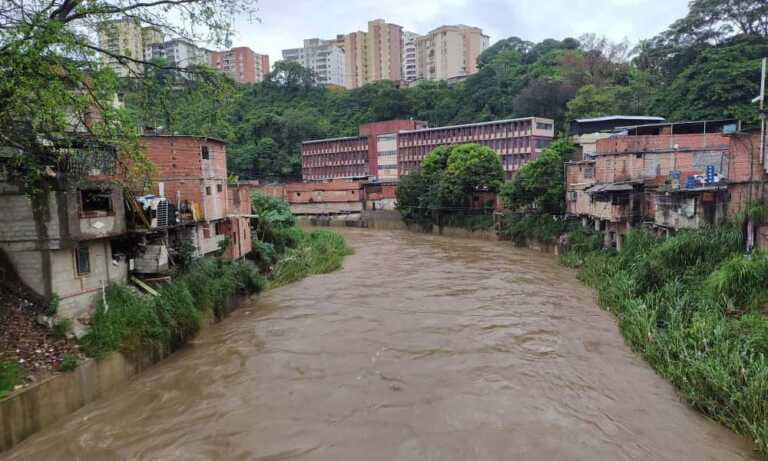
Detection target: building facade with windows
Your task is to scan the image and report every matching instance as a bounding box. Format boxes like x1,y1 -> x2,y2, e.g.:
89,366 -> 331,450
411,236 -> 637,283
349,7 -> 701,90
209,46 -> 269,83
563,120 -> 768,250
97,17 -> 145,77
301,117 -> 554,182
282,38 -> 345,86
416,25 -> 489,82
398,117 -> 555,178
402,31 -> 421,83
0,145 -> 128,327
144,39 -> 211,69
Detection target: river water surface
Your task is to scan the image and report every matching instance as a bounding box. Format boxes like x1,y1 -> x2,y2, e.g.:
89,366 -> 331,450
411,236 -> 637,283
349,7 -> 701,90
4,229 -> 759,460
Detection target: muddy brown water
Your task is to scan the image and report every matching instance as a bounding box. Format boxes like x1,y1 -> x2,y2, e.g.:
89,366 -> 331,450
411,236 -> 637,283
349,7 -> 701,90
3,229 -> 759,460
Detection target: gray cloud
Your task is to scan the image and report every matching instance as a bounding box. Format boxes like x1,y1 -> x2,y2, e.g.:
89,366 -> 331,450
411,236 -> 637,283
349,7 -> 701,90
231,0 -> 690,69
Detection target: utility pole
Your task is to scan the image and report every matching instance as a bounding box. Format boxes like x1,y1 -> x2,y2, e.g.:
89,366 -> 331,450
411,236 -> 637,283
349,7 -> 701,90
754,58 -> 766,171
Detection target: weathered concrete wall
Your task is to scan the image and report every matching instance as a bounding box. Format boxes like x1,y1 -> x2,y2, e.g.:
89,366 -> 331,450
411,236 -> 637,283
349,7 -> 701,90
0,294 -> 251,454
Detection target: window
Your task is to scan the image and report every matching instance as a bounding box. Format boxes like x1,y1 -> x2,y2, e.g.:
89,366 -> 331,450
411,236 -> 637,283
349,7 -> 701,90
216,184 -> 223,193
584,165 -> 595,179
79,189 -> 113,217
203,225 -> 211,239
75,243 -> 90,275
201,145 -> 210,160
205,186 -> 211,196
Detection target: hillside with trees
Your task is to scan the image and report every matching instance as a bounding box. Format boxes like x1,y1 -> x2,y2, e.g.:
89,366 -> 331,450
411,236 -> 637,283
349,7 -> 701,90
120,0 -> 768,181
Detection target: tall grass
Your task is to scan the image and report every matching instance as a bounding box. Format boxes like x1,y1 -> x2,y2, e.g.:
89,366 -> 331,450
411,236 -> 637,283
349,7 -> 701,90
81,259 -> 266,358
270,229 -> 352,288
566,226 -> 768,454
0,361 -> 21,398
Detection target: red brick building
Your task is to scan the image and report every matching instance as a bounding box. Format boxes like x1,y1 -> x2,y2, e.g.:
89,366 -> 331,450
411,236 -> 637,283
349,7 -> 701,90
140,135 -> 251,260
565,120 -> 767,249
301,117 -> 555,182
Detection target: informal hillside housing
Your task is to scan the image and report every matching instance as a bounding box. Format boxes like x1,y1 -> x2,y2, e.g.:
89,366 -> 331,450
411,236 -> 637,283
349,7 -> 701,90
566,119 -> 766,250
0,135 -> 252,326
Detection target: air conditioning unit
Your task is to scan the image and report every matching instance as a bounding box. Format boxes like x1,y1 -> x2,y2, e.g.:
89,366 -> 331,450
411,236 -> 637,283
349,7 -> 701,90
136,195 -> 170,228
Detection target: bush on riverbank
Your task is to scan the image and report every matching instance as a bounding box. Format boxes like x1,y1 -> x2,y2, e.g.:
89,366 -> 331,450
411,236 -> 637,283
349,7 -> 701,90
563,225 -> 768,454
499,213 -> 575,245
81,259 -> 265,358
270,229 -> 352,288
249,192 -> 352,286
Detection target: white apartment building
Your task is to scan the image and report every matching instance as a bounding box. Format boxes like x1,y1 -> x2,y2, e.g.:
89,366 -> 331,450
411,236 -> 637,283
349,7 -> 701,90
144,39 -> 211,69
282,38 -> 345,87
402,31 -> 420,83
416,25 -> 489,82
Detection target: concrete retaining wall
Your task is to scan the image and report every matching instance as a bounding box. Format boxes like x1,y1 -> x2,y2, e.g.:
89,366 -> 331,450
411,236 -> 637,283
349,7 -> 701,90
0,295 -> 250,454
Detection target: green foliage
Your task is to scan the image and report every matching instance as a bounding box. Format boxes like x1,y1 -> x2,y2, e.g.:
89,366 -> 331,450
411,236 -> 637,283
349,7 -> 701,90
175,239 -> 196,271
706,253 -> 768,310
0,0 -> 253,189
499,213 -> 575,245
500,137 -> 574,214
564,226 -> 768,454
52,318 -> 73,339
251,192 -> 297,241
58,354 -> 79,373
395,170 -> 433,223
0,361 -> 22,399
270,229 -> 352,288
46,294 -> 60,317
81,258 -> 265,358
441,144 -> 505,207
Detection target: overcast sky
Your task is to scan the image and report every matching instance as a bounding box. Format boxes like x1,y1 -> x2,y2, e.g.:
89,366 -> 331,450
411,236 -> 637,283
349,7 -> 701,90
231,0 -> 690,67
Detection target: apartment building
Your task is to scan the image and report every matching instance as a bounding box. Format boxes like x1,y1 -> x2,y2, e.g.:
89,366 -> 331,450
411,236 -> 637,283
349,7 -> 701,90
209,47 -> 270,83
366,19 -> 403,83
331,19 -> 403,89
97,18 -> 145,77
564,120 -> 768,250
337,31 -> 368,89
282,38 -> 345,86
416,25 -> 489,81
145,39 -> 211,69
301,117 -> 554,182
402,31 -> 421,83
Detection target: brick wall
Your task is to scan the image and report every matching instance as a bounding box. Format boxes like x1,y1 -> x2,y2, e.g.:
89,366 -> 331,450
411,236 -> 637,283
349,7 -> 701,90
140,136 -> 228,221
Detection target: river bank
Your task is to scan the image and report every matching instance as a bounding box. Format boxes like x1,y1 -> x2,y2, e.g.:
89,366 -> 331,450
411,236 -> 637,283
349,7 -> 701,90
0,227 -> 351,454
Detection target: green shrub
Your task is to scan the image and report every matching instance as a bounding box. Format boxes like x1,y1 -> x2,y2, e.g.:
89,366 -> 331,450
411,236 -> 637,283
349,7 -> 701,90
499,213 -> 574,245
0,361 -> 22,398
82,258 -> 267,358
59,354 -> 79,372
271,229 -> 351,288
46,294 -> 60,316
706,253 -> 768,310
52,318 -> 73,339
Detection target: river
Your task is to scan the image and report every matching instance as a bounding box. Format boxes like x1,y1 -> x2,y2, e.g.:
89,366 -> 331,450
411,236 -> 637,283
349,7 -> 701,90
3,229 -> 758,460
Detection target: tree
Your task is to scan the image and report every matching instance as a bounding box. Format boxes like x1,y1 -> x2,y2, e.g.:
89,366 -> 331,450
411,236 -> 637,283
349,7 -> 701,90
500,137 -> 575,214
441,144 -> 505,207
668,0 -> 768,44
0,0 -> 256,190
395,170 -> 432,222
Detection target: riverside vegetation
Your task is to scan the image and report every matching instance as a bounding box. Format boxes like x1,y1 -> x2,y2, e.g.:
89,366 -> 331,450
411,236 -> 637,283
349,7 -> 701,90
560,226 -> 768,455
